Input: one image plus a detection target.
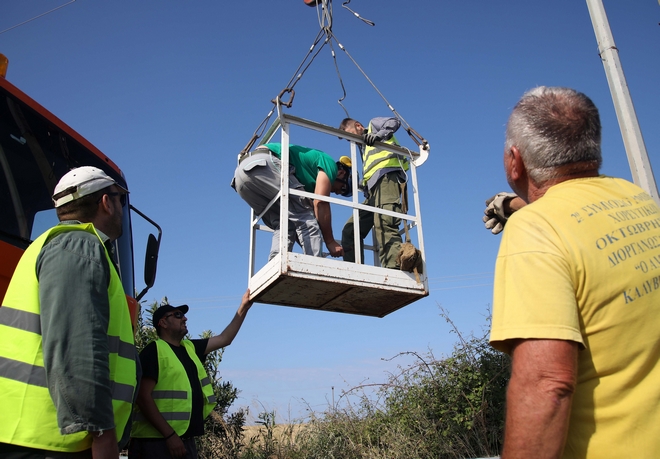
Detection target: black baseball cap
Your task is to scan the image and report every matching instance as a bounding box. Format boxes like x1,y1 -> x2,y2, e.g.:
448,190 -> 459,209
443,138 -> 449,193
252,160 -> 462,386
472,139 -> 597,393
153,304 -> 189,330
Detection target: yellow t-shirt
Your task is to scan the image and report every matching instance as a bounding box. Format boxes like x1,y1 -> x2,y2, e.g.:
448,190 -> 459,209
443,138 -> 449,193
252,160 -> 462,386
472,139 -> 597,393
490,176 -> 660,458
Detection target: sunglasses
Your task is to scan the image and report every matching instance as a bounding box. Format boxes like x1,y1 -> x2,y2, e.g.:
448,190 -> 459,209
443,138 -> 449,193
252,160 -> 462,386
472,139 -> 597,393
97,192 -> 127,207
164,311 -> 185,320
337,172 -> 352,197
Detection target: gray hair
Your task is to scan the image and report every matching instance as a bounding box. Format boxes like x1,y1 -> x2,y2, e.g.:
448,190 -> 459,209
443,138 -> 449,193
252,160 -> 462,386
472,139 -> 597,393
505,86 -> 602,182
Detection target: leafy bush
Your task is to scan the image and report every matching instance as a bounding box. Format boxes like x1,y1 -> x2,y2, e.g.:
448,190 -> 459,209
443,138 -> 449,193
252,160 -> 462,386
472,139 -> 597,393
133,301 -> 509,458
197,329 -> 247,459
239,310 -> 510,459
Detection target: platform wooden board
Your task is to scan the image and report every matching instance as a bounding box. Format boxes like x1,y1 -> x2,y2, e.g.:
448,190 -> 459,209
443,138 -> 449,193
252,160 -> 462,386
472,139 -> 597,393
249,253 -> 428,318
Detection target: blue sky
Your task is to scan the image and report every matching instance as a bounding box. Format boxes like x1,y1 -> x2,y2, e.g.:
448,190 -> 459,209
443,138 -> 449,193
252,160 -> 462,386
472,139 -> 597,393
3,0 -> 660,422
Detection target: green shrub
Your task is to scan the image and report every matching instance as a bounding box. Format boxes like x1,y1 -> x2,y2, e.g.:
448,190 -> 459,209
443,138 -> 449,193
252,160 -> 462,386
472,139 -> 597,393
238,310 -> 510,459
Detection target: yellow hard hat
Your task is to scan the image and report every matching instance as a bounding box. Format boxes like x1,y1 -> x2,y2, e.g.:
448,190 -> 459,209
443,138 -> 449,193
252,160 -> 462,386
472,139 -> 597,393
339,156 -> 352,168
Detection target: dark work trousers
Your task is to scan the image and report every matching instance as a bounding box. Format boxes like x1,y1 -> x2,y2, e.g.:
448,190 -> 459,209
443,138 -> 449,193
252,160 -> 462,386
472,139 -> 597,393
342,171 -> 405,268
128,437 -> 198,459
0,443 -> 92,459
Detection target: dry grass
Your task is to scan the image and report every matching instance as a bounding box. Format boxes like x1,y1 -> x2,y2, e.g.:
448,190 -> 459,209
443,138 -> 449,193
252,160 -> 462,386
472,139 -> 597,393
242,423 -> 305,446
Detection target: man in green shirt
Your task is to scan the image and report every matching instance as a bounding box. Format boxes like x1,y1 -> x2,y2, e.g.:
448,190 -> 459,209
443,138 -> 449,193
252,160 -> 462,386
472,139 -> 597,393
232,143 -> 351,260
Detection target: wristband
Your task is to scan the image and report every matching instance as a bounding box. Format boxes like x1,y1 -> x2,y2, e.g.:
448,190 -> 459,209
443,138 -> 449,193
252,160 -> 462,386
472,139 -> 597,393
164,431 -> 176,440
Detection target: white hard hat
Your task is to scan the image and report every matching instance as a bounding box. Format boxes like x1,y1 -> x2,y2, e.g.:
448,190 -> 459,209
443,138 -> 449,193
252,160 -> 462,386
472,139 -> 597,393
52,166 -> 128,208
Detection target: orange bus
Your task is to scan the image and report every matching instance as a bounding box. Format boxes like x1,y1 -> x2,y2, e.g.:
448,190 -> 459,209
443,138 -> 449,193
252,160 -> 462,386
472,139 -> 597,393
0,56 -> 160,323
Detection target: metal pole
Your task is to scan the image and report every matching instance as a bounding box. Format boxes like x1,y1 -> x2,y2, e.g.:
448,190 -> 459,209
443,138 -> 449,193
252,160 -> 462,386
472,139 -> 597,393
332,386 -> 335,411
586,0 -> 660,204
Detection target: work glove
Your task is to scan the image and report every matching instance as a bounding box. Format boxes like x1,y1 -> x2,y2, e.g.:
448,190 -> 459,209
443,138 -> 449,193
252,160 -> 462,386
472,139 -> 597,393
360,183 -> 369,200
363,132 -> 381,146
483,192 -> 518,235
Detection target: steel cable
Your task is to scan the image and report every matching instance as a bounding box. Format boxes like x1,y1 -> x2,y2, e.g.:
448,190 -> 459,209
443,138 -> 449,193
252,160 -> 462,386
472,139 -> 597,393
242,0 -> 428,152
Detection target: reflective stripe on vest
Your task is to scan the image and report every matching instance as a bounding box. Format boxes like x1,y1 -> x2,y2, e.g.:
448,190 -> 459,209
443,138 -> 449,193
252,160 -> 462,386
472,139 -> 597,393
131,339 -> 217,438
0,223 -> 136,452
362,122 -> 409,183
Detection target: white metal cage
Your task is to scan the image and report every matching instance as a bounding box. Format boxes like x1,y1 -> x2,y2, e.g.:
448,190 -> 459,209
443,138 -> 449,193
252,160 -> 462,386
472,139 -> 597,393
245,112 -> 429,317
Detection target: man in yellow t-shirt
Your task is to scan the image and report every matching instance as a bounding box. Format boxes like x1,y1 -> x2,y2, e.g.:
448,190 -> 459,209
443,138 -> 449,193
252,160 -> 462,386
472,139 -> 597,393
489,86 -> 660,458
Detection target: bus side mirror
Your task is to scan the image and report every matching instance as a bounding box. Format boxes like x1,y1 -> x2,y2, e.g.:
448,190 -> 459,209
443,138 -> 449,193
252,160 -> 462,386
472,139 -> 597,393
132,204 -> 162,302
144,233 -> 159,290
135,233 -> 159,302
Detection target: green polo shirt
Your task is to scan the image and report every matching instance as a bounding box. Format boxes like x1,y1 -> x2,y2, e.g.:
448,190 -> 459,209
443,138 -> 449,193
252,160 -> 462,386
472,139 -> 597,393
264,143 -> 338,192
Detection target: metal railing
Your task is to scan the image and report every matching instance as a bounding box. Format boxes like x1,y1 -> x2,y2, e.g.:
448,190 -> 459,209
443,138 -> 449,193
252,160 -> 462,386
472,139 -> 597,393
247,111 -> 428,279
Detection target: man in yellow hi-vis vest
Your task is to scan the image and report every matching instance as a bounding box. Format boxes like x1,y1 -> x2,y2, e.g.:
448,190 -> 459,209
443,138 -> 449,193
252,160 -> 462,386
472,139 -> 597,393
129,291 -> 252,459
0,166 -> 135,458
339,117 -> 409,268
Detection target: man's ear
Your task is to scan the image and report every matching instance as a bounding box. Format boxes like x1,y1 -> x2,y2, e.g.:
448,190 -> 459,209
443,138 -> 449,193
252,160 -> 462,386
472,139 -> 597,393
507,146 -> 525,182
98,193 -> 115,216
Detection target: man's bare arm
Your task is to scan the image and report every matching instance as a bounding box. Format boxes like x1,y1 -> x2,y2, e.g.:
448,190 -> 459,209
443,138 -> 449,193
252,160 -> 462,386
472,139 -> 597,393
502,339 -> 578,459
313,170 -> 343,257
90,428 -> 118,459
206,289 -> 252,354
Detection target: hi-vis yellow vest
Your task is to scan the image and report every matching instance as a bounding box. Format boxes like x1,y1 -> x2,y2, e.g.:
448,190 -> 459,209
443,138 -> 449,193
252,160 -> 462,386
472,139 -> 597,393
362,122 -> 409,184
0,223 -> 137,452
131,339 -> 217,437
